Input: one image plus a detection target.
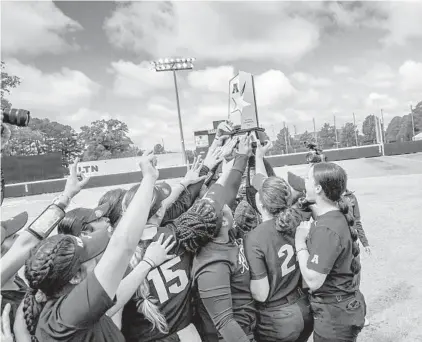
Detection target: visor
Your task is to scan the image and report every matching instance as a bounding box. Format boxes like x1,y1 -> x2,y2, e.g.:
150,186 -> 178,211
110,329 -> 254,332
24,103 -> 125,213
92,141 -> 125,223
1,211 -> 28,244
72,228 -> 110,262
287,172 -> 306,193
66,202 -> 112,236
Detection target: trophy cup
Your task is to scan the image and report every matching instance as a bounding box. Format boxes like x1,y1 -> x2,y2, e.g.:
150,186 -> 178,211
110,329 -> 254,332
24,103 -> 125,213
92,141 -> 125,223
228,71 -> 266,146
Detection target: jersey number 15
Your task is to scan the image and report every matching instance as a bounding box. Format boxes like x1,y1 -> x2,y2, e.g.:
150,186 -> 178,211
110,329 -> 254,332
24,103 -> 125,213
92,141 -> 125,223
147,256 -> 189,304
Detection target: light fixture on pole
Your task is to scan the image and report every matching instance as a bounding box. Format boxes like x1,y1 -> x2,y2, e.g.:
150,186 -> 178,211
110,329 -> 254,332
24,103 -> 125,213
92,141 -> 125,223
151,57 -> 196,165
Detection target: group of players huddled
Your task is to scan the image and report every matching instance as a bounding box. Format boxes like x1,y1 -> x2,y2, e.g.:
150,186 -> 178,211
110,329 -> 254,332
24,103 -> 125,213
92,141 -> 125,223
1,121 -> 371,342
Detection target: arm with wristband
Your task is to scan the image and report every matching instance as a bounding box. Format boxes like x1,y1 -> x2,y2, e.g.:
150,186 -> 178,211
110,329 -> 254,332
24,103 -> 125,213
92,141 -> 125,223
106,234 -> 176,317
0,159 -> 90,287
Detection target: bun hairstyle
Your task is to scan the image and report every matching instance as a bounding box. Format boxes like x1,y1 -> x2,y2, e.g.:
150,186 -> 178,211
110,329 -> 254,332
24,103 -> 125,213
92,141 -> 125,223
98,188 -> 127,227
259,176 -> 302,239
23,235 -> 82,342
312,162 -> 361,275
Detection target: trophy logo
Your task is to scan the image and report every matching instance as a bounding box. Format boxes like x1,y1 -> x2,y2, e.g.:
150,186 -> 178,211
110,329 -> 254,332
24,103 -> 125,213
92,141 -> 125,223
229,71 -> 259,130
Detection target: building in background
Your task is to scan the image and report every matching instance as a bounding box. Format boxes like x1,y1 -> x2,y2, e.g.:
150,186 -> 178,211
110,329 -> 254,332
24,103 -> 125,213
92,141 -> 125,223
194,120 -> 226,157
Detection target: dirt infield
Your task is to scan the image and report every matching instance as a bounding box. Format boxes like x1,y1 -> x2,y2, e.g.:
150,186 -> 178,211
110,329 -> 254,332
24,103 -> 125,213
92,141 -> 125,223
2,153 -> 422,342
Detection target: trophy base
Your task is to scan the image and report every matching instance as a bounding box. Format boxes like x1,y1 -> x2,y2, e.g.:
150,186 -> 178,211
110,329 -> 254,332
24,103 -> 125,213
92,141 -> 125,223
230,127 -> 267,146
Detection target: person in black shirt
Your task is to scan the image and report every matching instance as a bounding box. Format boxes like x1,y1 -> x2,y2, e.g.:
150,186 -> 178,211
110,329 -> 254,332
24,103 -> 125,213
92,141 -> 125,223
295,162 -> 366,342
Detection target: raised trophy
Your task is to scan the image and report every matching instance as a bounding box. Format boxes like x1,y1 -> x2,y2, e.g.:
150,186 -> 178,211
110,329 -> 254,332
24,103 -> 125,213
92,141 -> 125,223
228,71 -> 266,146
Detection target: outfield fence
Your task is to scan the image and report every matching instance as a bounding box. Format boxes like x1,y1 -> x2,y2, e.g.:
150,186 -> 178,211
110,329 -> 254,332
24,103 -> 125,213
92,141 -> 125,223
3,141 -> 422,199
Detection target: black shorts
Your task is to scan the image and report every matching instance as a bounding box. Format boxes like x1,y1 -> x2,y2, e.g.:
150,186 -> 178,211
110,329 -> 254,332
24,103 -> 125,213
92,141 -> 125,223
256,295 -> 313,342
310,290 -> 366,341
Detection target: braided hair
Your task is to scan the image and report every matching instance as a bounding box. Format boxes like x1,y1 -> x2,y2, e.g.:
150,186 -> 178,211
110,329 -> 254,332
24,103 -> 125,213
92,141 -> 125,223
172,199 -> 219,253
258,176 -> 302,242
312,162 -> 361,275
23,235 -> 83,342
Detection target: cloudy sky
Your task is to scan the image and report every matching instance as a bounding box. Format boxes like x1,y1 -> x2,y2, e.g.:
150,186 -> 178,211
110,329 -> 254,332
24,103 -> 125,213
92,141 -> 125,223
2,1 -> 422,150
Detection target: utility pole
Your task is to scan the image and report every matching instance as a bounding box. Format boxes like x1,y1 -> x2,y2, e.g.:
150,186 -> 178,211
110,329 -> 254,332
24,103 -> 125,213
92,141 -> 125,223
410,104 -> 416,139
313,118 -> 317,143
353,113 -> 359,146
380,108 -> 385,142
334,114 -> 339,148
283,122 -> 288,154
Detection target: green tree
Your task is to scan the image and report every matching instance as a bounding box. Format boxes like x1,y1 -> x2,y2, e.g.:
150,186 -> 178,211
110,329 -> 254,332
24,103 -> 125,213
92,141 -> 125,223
79,119 -> 134,161
385,116 -> 402,143
29,118 -> 83,166
273,127 -> 294,155
362,115 -> 377,145
319,123 -> 336,149
2,126 -> 45,156
1,61 -> 21,110
340,122 -> 358,147
396,115 -> 414,142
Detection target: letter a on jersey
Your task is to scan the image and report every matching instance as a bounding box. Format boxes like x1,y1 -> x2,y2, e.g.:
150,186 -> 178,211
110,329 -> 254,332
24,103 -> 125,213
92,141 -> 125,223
311,254 -> 319,264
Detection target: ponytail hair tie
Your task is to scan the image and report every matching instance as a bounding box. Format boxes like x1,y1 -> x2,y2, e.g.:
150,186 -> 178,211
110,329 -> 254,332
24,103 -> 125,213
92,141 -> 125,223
35,290 -> 47,303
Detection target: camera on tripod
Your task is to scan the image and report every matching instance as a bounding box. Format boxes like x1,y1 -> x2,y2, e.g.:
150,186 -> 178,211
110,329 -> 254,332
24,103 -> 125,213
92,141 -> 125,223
2,108 -> 31,127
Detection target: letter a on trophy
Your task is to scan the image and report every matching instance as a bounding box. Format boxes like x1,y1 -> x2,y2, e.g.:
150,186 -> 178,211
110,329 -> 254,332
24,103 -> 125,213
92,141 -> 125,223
228,71 -> 261,132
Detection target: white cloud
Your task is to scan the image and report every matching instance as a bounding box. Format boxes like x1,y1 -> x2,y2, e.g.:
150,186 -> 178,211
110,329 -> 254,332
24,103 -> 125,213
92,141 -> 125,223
104,2 -> 320,63
67,108 -> 112,128
380,2 -> 422,46
365,93 -> 399,110
333,65 -> 352,74
254,70 -> 296,107
360,63 -> 396,88
109,60 -> 173,98
399,60 -> 422,92
5,59 -> 100,110
188,66 -> 234,92
1,1 -> 82,57
291,72 -> 333,87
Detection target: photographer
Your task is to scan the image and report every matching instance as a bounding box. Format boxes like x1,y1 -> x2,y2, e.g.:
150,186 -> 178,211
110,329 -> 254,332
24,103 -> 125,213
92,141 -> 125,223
1,108 -> 31,205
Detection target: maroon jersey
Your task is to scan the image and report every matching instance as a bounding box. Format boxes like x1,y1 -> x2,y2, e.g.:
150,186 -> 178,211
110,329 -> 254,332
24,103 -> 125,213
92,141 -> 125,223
245,219 -> 301,305
122,226 -> 193,342
192,241 -> 256,342
306,210 -> 358,296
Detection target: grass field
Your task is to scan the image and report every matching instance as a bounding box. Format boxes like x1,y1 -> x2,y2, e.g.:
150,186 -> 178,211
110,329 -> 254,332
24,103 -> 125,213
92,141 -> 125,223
2,153 -> 422,342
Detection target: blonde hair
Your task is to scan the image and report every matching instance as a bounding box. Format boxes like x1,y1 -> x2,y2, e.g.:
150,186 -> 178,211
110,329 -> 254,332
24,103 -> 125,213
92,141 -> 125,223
130,241 -> 169,334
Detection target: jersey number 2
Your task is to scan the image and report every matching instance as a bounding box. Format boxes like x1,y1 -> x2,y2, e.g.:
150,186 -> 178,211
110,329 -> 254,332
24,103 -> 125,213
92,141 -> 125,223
278,244 -> 296,277
147,256 -> 189,304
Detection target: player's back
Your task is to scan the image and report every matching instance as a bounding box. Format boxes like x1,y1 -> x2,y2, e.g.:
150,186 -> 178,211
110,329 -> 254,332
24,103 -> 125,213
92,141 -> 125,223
245,218 -> 301,305
121,226 -> 193,342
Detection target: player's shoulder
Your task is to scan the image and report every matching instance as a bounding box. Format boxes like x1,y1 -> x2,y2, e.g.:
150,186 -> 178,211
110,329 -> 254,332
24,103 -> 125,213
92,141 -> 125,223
247,219 -> 275,242
192,243 -> 232,275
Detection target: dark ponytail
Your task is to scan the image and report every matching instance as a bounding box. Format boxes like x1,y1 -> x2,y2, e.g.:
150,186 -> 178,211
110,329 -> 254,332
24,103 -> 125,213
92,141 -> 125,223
338,197 -> 361,275
275,207 -> 302,238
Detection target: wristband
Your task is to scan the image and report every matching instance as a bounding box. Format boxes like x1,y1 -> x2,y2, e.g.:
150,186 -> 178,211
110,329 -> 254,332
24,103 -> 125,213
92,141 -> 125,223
143,257 -> 156,269
27,204 -> 65,240
296,247 -> 308,255
179,182 -> 187,192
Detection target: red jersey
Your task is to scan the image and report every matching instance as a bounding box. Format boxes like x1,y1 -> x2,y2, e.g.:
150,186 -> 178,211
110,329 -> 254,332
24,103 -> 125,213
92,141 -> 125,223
121,226 -> 193,342
245,218 -> 301,305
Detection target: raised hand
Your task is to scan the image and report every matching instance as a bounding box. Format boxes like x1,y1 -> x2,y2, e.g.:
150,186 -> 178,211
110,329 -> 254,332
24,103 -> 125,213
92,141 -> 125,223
255,139 -> 273,159
0,295 -> 14,342
183,156 -> 207,186
139,152 -> 159,180
203,147 -> 224,169
143,234 -> 176,268
63,158 -> 91,198
220,136 -> 239,159
236,134 -> 253,156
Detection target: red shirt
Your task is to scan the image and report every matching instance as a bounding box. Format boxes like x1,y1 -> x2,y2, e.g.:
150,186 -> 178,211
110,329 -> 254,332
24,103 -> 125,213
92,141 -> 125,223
245,218 -> 301,305
306,210 -> 358,296
36,272 -> 124,342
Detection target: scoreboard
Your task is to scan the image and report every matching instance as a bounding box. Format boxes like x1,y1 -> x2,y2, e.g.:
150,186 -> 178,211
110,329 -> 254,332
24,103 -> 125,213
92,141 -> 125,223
194,120 -> 226,157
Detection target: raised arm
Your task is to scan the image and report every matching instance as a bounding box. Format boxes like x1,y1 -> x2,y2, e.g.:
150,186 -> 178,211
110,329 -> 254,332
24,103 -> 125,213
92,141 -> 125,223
94,154 -> 158,298
1,159 -> 89,286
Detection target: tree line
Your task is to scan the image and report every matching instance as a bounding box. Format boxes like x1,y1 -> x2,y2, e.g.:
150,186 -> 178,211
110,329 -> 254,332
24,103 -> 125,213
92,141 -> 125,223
2,61 -> 421,164
269,104 -> 422,155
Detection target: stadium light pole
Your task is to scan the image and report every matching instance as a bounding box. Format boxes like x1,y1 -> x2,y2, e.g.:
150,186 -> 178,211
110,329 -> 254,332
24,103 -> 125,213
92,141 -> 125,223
151,57 -> 196,165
